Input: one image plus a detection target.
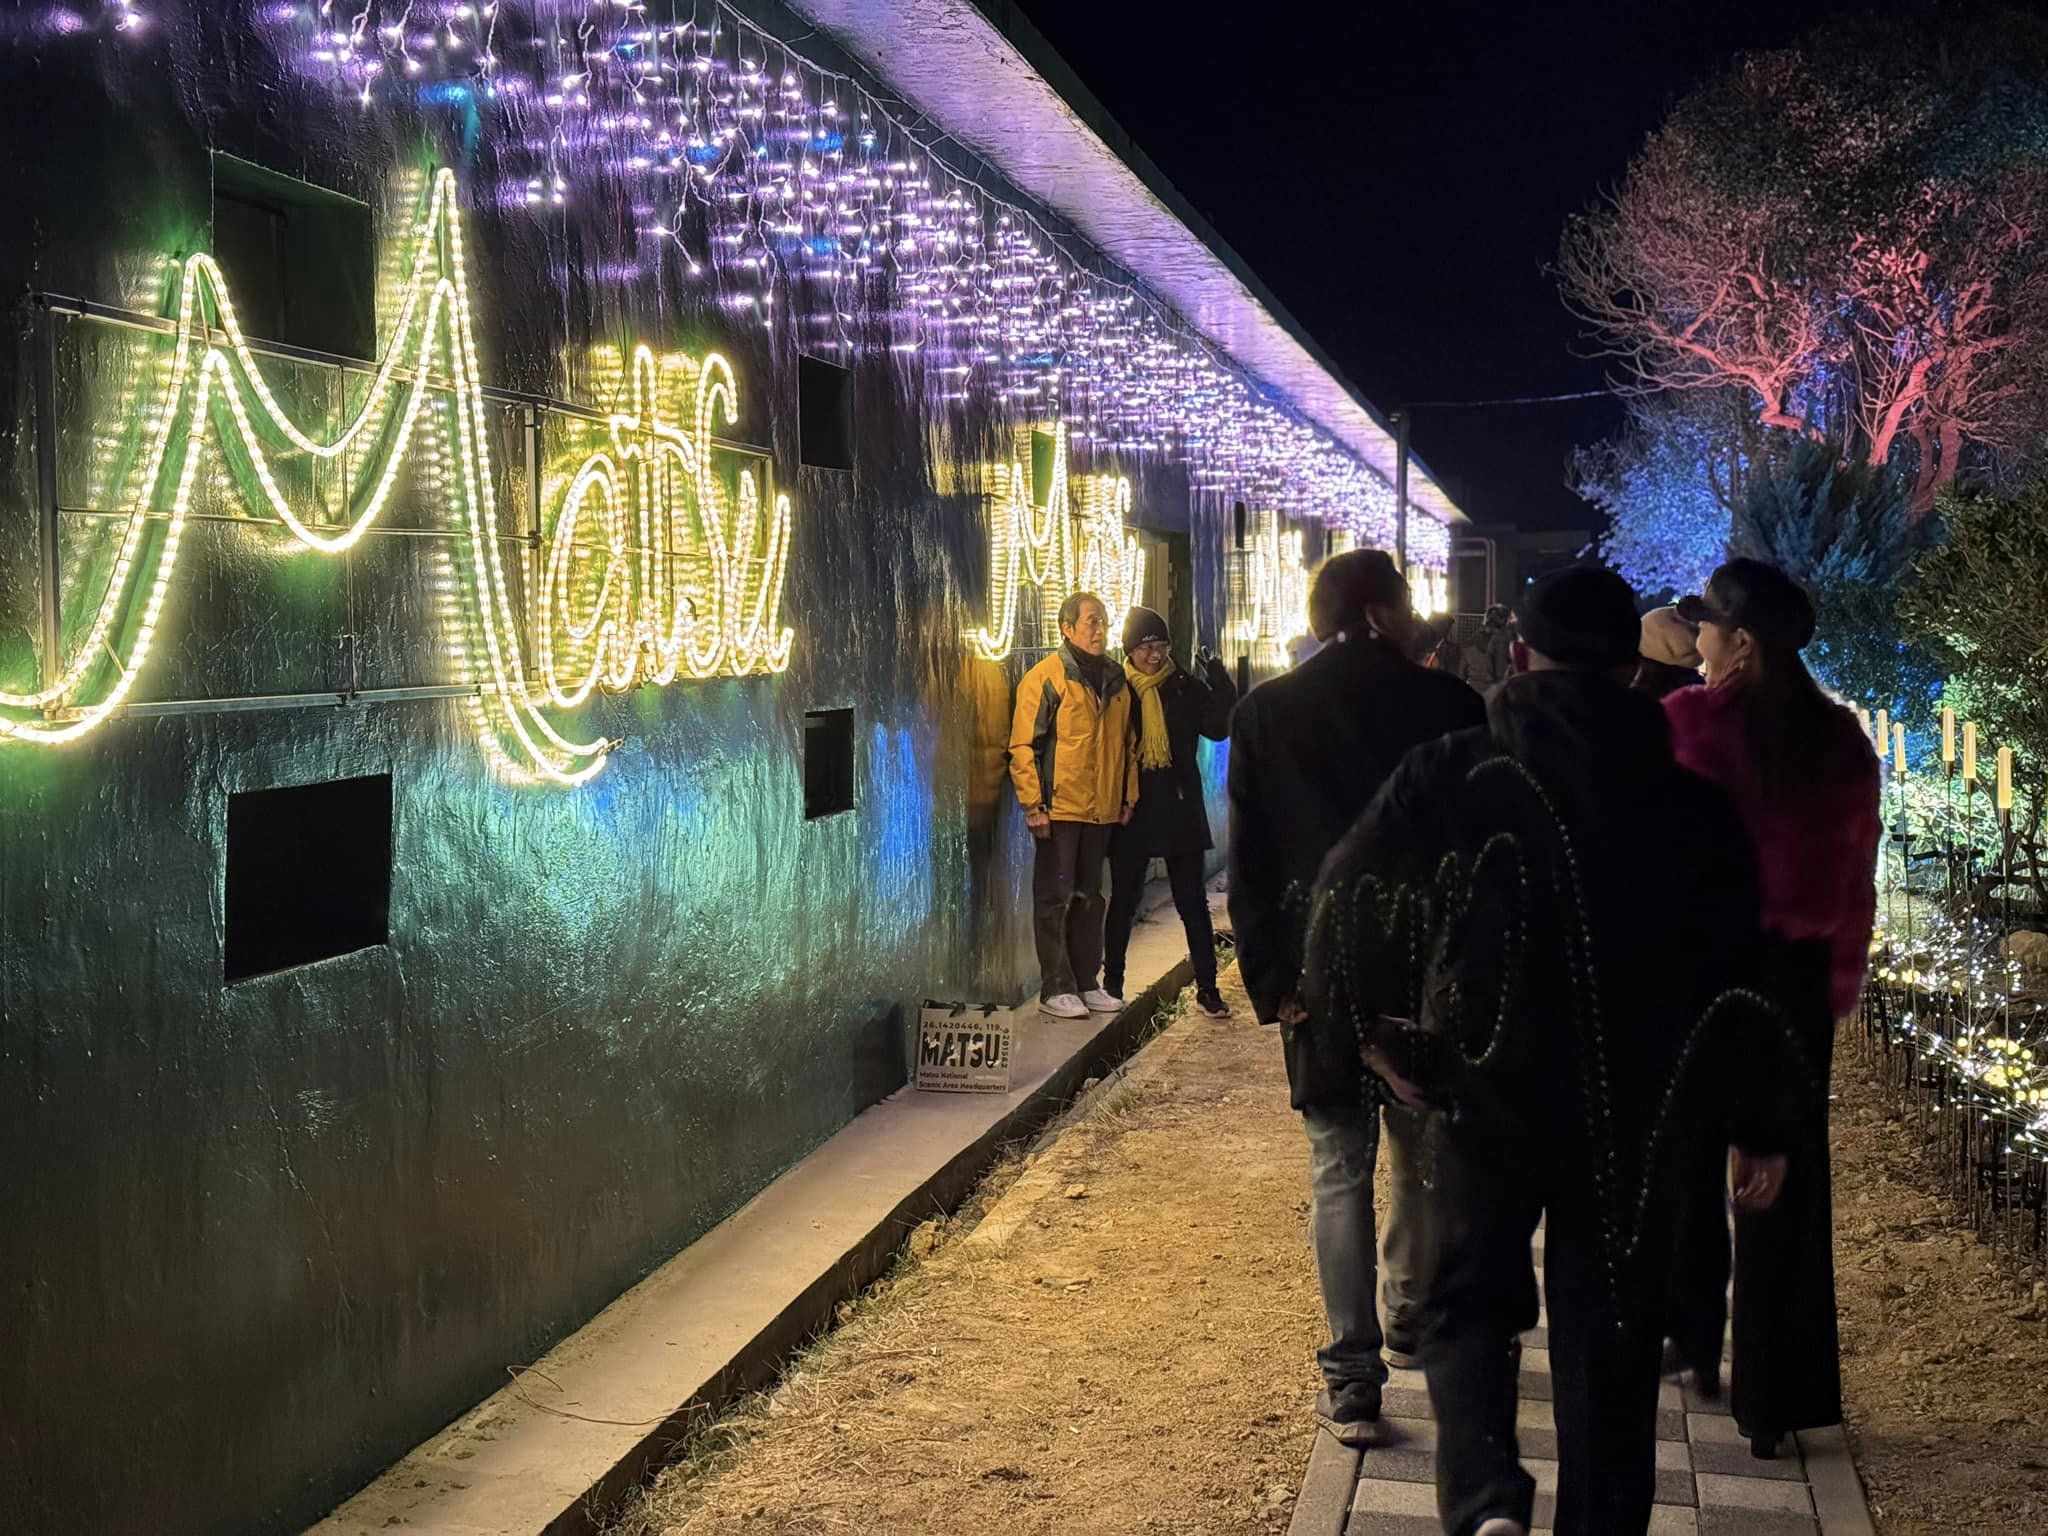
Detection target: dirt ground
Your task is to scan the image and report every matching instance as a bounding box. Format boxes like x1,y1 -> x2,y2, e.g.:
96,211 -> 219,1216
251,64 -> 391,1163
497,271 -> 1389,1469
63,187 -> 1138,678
1832,1041 -> 2048,1528
608,984 -> 2048,1536
610,967 -> 1329,1536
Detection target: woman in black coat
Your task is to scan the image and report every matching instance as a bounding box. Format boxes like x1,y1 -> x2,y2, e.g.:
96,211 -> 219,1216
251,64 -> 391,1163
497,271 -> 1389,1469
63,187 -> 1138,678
1103,606 -> 1236,1015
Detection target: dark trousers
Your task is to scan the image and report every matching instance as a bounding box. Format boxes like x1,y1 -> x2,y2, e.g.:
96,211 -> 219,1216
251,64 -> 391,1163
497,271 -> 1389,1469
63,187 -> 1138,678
1103,841 -> 1216,993
1667,1140 -> 1731,1375
1032,820 -> 1113,999
1422,1129 -> 1666,1536
1731,943 -> 1842,1437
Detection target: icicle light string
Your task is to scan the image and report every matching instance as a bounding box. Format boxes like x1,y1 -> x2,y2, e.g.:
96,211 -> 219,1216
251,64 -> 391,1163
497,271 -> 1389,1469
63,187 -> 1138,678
263,0 -> 1451,560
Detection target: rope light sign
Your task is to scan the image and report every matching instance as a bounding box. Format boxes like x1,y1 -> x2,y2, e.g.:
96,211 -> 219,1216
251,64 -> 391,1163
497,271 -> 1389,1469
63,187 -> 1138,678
1228,508 -> 1309,650
966,421 -> 1145,662
539,344 -> 793,702
0,169 -> 796,784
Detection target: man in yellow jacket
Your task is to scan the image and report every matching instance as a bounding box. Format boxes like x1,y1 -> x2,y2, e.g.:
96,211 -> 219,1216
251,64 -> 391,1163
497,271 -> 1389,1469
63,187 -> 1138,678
1009,591 -> 1138,1019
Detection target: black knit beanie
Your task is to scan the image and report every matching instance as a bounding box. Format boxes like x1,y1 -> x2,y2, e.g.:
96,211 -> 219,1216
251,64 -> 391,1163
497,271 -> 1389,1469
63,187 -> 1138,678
1121,605 -> 1170,652
1514,565 -> 1641,670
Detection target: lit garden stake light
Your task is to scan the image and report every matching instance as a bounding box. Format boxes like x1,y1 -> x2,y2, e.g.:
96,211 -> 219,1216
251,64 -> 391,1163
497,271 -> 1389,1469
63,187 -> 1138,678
1941,704 -> 1960,922
1894,721 -> 1917,1020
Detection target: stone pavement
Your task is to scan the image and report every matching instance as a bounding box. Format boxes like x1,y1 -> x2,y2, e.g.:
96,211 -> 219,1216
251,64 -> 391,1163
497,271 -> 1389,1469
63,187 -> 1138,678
1288,1229 -> 1877,1536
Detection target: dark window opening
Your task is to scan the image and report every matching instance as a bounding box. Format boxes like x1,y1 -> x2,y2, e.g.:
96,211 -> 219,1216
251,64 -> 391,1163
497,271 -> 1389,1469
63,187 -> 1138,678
798,355 -> 855,471
804,708 -> 856,820
210,153 -> 374,359
225,773 -> 392,983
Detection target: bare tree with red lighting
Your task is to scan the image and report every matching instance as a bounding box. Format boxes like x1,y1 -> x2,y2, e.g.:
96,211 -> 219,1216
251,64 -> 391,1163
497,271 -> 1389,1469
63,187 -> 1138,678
1560,15 -> 2048,515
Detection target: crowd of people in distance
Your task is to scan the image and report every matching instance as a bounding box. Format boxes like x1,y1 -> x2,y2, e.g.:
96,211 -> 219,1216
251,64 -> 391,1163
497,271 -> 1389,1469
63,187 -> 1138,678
1006,550 -> 1879,1536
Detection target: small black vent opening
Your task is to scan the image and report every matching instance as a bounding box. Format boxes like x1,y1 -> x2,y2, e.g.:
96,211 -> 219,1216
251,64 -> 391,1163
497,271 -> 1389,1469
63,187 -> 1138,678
210,154 -> 374,359
225,774 -> 392,983
798,355 -> 855,472
803,709 -> 856,820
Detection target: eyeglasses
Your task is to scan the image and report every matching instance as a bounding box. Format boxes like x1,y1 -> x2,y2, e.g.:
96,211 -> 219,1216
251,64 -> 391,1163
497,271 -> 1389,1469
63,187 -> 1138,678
1131,640 -> 1170,656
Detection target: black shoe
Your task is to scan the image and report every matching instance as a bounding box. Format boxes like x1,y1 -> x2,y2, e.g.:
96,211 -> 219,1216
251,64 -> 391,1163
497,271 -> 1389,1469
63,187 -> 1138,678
1193,987 -> 1230,1017
1314,1386 -> 1384,1447
1748,1431 -> 1783,1460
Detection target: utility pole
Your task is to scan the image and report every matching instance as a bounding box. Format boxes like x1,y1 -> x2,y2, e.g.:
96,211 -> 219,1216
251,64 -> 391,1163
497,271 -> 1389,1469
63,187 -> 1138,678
1392,408 -> 1410,575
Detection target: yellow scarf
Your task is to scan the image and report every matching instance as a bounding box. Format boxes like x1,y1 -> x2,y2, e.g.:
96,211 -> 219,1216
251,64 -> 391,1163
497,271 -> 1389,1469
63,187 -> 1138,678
1125,657 -> 1175,770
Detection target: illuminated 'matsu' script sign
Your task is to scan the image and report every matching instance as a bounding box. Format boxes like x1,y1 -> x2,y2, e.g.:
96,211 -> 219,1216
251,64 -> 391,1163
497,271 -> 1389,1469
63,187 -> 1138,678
539,345 -> 793,703
0,169 -> 798,784
967,421 -> 1146,662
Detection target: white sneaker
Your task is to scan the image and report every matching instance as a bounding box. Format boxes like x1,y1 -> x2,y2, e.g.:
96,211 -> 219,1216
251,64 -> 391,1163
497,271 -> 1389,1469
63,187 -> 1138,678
1040,993 -> 1088,1019
1475,1520 -> 1527,1536
1081,988 -> 1124,1013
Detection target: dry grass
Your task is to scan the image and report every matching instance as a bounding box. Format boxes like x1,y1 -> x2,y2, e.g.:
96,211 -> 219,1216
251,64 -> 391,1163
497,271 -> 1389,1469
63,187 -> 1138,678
607,964 -> 1325,1536
1833,1041 -> 2048,1528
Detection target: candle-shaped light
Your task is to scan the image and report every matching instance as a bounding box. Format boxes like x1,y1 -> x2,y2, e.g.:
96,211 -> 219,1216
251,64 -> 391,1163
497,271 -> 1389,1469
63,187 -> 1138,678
1856,705 -> 1872,739
1877,708 -> 1891,756
1942,706 -> 1957,766
1965,721 -> 1979,784
1893,722 -> 1908,779
1998,746 -> 2014,813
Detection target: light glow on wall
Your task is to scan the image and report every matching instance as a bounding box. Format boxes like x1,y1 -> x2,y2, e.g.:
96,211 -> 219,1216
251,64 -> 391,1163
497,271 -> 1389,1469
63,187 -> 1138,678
966,422 -> 1144,661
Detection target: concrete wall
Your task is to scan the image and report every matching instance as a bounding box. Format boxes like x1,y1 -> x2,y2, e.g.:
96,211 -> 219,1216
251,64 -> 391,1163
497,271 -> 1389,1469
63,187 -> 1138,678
0,6 -> 1238,1532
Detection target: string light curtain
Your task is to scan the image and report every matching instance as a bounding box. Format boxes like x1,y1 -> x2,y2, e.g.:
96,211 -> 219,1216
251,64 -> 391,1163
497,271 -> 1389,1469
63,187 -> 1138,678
280,0 -> 1454,563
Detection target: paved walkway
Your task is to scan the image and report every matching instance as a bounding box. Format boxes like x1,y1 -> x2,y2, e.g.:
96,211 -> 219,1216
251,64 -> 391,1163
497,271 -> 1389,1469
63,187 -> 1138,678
1288,1230 -> 1876,1536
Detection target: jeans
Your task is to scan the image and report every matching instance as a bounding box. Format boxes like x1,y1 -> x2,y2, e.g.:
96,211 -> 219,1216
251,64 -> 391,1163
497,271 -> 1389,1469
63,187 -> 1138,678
1422,1127 -> 1666,1536
1031,820 -> 1113,999
1301,1102 -> 1436,1398
1102,843 -> 1216,994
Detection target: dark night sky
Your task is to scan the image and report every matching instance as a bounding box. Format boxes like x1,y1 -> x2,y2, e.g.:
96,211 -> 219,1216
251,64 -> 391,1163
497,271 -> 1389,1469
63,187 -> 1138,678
1013,0 -> 1909,533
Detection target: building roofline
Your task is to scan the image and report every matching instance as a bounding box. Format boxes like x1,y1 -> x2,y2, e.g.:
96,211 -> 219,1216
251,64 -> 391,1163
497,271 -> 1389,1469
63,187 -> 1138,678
781,0 -> 1468,527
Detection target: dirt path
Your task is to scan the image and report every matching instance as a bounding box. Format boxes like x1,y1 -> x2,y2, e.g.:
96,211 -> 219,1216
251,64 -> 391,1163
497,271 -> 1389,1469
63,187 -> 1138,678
1833,1043 -> 2048,1528
610,966 -> 1325,1536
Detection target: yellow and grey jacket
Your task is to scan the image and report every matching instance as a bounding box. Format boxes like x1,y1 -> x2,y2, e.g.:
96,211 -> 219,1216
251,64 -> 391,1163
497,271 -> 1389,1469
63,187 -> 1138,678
1008,645 -> 1138,825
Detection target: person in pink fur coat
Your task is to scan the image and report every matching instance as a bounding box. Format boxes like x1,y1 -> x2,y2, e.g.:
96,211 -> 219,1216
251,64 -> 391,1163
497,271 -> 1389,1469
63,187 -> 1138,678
1663,558 -> 1882,1459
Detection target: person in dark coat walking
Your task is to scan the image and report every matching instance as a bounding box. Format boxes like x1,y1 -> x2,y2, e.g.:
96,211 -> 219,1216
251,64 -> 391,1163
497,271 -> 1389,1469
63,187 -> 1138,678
1667,559 -> 1881,1459
1303,565 -> 1796,1536
1103,605 -> 1237,1017
1227,549 -> 1485,1443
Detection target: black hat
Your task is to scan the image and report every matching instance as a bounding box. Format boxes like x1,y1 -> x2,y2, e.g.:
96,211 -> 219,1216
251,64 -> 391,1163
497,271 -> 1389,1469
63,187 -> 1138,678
1513,564 -> 1641,670
1121,605 -> 1170,652
1676,559 -> 1816,653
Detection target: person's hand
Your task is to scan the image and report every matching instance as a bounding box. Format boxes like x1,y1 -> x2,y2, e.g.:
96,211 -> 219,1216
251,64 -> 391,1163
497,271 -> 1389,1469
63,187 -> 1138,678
1365,1038 -> 1430,1110
1730,1149 -> 1788,1212
1276,995 -> 1309,1026
1120,802 -> 1135,825
1025,807 -> 1052,840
